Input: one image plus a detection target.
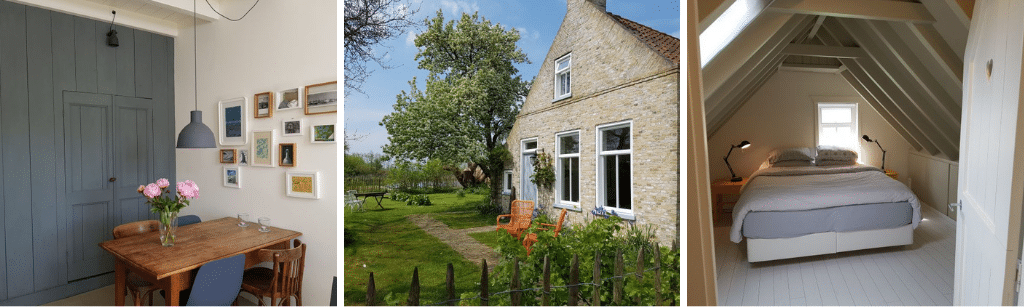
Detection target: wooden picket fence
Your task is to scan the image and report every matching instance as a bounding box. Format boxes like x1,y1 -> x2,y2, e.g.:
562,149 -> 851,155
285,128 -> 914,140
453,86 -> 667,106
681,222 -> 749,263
366,242 -> 679,306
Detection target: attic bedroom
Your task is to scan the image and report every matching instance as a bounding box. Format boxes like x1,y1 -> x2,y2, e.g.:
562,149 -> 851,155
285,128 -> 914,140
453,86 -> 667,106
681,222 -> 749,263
687,0 -> 986,305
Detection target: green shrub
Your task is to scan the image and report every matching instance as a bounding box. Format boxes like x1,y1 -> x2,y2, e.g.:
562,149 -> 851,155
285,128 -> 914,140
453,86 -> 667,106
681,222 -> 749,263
473,198 -> 501,215
406,194 -> 432,206
456,189 -> 466,198
390,192 -> 410,202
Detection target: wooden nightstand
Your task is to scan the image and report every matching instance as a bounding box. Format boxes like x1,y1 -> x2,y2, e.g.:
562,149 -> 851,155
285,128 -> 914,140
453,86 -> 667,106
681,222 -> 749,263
885,169 -> 898,180
711,178 -> 748,226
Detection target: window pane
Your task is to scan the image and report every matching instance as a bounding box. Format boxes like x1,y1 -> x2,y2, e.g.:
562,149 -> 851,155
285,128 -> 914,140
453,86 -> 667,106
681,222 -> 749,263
618,155 -> 631,210
560,134 -> 579,154
558,72 -> 570,96
571,158 -> 579,202
821,107 -> 852,124
524,141 -> 537,150
557,56 -> 570,71
602,126 -> 630,151
560,157 -> 571,201
604,155 -> 617,207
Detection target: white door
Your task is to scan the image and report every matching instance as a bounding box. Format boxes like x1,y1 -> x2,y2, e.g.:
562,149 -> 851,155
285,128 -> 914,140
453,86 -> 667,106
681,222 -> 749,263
955,1 -> 1024,305
521,154 -> 538,203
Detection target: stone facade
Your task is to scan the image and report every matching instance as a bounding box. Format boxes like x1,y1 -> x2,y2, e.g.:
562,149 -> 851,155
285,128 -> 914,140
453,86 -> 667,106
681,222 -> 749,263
504,0 -> 680,246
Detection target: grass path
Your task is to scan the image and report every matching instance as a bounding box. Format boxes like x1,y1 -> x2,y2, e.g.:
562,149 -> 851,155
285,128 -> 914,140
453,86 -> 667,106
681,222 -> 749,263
407,214 -> 498,271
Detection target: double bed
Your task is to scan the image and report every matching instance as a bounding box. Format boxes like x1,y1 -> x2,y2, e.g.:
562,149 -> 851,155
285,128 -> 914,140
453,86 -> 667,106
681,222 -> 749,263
731,162 -> 921,262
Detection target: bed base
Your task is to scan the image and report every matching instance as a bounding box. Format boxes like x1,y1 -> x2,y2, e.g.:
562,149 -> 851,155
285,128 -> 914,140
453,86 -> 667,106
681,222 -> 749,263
746,224 -> 913,262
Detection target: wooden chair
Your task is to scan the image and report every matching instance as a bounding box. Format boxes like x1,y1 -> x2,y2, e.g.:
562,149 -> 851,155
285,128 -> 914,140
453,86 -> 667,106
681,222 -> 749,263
523,208 -> 568,256
496,200 -> 535,239
240,239 -> 306,306
112,220 -> 161,306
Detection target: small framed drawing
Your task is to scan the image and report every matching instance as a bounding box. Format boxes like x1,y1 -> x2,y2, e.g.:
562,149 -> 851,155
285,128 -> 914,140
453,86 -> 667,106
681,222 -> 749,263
304,81 -> 337,115
219,149 -> 236,163
238,149 -> 250,166
251,130 -> 275,167
218,97 -> 248,146
277,88 -> 302,111
279,143 -> 296,167
254,92 -> 274,118
286,171 -> 319,199
223,166 -> 240,188
282,118 -> 304,137
311,124 -> 336,143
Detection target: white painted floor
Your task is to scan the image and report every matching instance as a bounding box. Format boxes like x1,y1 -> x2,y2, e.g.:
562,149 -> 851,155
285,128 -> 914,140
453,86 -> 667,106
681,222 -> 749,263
715,205 -> 955,306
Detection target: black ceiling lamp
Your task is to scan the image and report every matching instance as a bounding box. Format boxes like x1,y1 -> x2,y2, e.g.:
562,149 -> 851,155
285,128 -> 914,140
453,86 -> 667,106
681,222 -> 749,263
106,11 -> 118,47
724,140 -> 752,182
175,0 -> 216,148
862,135 -> 887,170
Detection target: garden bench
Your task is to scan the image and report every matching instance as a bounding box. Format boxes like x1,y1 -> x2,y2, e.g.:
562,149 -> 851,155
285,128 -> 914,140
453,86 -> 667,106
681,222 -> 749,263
523,208 -> 568,256
496,200 -> 534,239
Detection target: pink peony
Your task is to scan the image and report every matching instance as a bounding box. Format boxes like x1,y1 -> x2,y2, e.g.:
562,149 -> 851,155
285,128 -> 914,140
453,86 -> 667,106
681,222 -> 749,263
156,178 -> 170,188
143,183 -> 161,198
177,180 -> 200,199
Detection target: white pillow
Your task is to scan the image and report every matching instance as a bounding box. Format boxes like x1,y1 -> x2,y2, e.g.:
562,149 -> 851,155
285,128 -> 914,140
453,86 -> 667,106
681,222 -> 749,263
815,160 -> 856,166
816,145 -> 858,161
772,160 -> 815,167
767,147 -> 815,163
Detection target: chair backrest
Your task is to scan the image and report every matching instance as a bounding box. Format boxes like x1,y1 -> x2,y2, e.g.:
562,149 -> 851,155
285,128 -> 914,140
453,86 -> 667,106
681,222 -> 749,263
254,239 -> 307,300
186,254 -> 245,306
113,220 -> 160,239
553,209 -> 568,236
510,200 -> 535,229
345,190 -> 359,203
178,215 -> 202,227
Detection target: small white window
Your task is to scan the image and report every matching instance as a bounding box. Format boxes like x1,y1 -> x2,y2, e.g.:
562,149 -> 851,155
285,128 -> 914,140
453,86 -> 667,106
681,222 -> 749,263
597,121 -> 633,219
555,131 -> 580,210
554,54 -> 571,100
816,103 -> 859,150
502,170 -> 513,194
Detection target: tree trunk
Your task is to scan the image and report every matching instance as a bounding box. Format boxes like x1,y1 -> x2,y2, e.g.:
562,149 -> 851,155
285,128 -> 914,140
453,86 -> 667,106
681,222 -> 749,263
488,167 -> 502,209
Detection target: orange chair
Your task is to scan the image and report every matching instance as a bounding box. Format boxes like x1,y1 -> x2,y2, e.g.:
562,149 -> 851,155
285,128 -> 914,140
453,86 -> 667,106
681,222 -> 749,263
523,208 -> 568,256
496,200 -> 535,239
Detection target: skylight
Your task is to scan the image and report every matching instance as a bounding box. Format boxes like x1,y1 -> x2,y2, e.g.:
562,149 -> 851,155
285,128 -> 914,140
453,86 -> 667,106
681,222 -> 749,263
700,0 -> 764,67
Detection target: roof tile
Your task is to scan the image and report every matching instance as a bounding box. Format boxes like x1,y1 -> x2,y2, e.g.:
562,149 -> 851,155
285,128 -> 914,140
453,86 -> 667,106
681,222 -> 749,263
607,13 -> 680,64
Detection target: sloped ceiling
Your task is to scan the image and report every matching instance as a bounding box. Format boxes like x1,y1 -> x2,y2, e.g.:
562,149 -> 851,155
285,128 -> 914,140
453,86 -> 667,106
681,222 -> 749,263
6,0 -> 223,36
700,0 -> 971,160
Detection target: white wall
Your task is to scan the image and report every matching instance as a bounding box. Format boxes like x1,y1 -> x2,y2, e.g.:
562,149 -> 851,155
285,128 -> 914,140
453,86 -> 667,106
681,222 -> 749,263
908,150 -> 959,220
173,0 -> 337,305
708,70 -> 912,185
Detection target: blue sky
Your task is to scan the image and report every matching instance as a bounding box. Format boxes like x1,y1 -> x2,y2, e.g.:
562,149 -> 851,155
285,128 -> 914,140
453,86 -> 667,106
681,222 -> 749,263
344,0 -> 680,155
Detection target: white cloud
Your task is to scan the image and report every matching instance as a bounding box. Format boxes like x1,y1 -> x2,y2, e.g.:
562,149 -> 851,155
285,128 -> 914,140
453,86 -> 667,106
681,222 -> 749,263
405,31 -> 417,47
515,27 -> 541,40
440,0 -> 479,16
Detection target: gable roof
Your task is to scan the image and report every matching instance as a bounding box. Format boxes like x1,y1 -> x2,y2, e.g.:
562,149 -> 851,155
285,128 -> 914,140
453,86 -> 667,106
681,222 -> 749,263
699,0 -> 972,160
608,13 -> 680,64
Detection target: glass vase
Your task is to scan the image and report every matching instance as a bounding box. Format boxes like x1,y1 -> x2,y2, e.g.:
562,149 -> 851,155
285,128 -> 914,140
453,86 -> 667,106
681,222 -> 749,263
159,211 -> 178,247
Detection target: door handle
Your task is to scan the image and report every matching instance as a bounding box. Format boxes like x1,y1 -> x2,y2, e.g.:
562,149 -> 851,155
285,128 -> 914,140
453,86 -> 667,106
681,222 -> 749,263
109,177 -> 117,182
949,201 -> 961,211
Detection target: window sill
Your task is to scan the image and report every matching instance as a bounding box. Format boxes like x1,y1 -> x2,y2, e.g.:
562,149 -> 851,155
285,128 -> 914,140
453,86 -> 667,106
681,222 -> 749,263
553,202 -> 581,212
551,95 -> 572,103
501,191 -> 511,195
595,207 -> 635,220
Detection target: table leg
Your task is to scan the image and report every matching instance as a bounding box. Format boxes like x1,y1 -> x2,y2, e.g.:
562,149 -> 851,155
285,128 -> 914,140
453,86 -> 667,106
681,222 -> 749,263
375,196 -> 385,209
167,273 -> 185,306
114,258 -> 126,306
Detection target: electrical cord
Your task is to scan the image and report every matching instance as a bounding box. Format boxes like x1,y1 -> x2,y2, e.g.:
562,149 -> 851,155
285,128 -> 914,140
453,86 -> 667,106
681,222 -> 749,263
204,0 -> 260,21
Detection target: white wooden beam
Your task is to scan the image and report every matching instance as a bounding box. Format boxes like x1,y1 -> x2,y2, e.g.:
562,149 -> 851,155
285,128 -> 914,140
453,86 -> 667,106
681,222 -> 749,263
783,43 -> 867,58
779,63 -> 844,74
148,0 -> 221,22
703,12 -> 796,95
840,69 -> 926,152
919,0 -> 969,58
9,0 -> 180,36
768,0 -> 935,23
804,15 -> 827,42
889,22 -> 963,101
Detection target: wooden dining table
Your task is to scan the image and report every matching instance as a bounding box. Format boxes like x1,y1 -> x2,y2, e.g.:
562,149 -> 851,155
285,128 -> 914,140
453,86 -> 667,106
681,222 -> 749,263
99,217 -> 302,306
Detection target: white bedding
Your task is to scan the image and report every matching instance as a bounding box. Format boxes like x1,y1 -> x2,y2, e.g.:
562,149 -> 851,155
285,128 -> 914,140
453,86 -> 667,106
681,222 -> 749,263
729,164 -> 921,243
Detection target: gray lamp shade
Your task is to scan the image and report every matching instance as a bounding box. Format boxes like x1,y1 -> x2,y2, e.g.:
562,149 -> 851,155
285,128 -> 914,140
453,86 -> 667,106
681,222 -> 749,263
176,110 -> 216,148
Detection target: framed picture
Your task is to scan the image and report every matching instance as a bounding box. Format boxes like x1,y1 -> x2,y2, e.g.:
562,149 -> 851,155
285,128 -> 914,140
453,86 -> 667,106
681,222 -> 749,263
279,143 -> 296,167
304,81 -> 337,115
223,166 -> 240,188
286,171 -> 319,199
218,97 -> 248,146
311,124 -> 336,143
251,130 -> 275,167
254,92 -> 274,118
281,118 -> 305,137
219,149 -> 236,163
238,149 -> 250,166
277,88 -> 302,111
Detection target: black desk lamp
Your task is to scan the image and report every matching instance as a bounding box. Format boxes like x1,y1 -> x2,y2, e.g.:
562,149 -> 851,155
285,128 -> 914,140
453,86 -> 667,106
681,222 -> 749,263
724,140 -> 751,182
862,135 -> 886,170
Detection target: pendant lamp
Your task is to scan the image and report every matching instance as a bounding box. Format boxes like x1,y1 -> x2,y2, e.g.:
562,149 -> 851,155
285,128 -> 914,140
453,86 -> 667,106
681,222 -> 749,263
176,0 -> 216,148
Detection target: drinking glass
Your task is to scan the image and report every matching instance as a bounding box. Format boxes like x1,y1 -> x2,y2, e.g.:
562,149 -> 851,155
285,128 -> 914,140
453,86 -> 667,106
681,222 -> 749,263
258,217 -> 271,232
238,213 -> 250,227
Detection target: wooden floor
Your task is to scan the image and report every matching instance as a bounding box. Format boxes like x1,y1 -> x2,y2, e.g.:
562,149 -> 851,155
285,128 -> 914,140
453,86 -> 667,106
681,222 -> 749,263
715,205 -> 955,306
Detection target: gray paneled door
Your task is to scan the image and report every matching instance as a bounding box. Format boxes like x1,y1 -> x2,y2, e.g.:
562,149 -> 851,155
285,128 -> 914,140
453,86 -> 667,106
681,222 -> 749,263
63,92 -> 154,281
521,154 -> 538,204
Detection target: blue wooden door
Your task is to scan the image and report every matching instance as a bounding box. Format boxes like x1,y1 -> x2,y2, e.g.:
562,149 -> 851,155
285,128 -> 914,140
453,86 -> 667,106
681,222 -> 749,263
113,96 -> 155,226
521,154 -> 538,204
63,92 -> 115,281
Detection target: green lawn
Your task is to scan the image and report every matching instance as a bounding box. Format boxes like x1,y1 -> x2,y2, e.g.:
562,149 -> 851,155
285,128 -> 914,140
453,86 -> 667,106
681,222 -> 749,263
344,192 -> 495,305
467,231 -> 502,249
430,210 -> 499,229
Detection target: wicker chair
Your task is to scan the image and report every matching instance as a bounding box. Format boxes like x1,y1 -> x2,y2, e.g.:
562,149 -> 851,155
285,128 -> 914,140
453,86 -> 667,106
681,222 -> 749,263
496,200 -> 535,240
523,208 -> 568,256
112,220 -> 161,306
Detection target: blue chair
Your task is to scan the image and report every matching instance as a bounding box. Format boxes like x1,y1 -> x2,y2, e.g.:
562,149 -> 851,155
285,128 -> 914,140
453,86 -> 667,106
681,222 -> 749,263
178,215 -> 202,227
161,254 -> 245,306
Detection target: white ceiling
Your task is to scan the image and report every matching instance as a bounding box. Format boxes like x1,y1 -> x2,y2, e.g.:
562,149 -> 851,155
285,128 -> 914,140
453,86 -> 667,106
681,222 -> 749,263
8,0 -> 229,36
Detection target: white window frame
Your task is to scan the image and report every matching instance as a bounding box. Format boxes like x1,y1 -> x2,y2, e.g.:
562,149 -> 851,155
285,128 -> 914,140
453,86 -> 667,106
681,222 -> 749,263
520,137 -> 538,200
814,101 -> 859,152
595,120 -> 634,220
555,130 -> 581,211
553,53 -> 571,101
502,170 -> 513,195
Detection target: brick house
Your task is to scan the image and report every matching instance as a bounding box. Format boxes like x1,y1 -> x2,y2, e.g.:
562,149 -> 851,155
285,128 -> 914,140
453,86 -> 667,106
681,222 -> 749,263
503,0 -> 680,245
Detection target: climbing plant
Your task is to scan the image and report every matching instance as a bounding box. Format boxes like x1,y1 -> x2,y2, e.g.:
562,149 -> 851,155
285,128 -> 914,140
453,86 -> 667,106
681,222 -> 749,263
531,150 -> 556,189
